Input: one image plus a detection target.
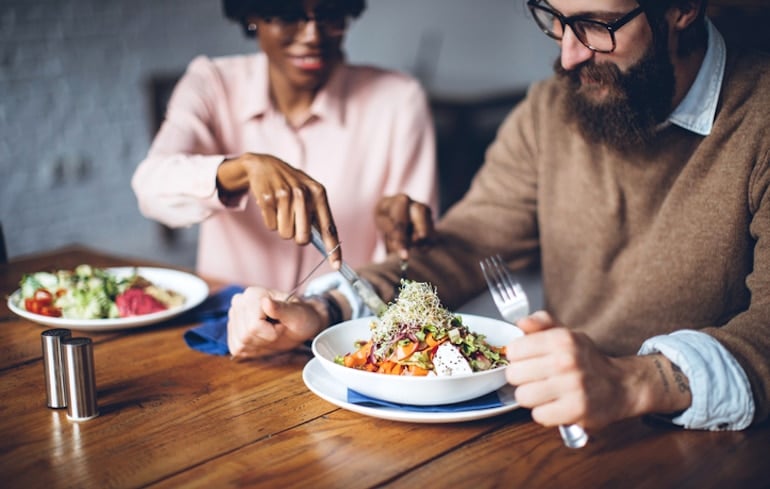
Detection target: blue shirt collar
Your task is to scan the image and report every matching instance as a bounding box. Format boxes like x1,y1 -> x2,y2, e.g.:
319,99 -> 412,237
667,18 -> 726,136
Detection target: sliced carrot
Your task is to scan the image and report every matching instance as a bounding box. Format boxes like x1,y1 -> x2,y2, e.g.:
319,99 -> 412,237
424,333 -> 442,348
407,365 -> 430,376
342,356 -> 355,368
394,340 -> 418,361
377,361 -> 396,374
343,341 -> 372,368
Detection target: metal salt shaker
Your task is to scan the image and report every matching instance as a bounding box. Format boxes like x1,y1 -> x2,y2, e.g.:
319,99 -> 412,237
61,337 -> 99,421
41,328 -> 72,408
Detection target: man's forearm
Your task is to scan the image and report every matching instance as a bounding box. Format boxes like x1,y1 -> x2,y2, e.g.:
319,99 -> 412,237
618,353 -> 692,419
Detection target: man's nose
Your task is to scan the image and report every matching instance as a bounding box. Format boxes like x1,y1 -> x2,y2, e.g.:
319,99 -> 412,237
560,26 -> 594,71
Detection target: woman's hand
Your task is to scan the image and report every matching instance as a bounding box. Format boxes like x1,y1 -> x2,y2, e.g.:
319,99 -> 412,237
375,193 -> 435,259
505,311 -> 692,430
216,153 -> 341,266
227,287 -> 326,359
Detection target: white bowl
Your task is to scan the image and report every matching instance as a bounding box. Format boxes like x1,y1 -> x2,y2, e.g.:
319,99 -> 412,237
311,314 -> 522,406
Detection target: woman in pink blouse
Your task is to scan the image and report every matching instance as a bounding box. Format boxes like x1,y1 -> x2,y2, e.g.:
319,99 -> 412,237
131,0 -> 437,290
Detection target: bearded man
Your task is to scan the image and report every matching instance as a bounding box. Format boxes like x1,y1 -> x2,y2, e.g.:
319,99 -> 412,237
227,0 -> 770,435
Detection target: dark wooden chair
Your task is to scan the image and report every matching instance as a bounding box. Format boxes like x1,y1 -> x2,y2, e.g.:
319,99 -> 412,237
0,222 -> 7,264
430,91 -> 525,213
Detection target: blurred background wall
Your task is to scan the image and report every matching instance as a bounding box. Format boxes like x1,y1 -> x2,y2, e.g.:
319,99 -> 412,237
0,0 -> 556,268
1,0 -> 765,269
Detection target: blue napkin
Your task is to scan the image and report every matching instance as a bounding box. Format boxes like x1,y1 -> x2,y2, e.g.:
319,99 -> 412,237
347,389 -> 503,412
183,285 -> 245,356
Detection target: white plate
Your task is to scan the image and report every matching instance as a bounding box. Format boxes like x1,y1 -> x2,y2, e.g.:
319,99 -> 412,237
302,358 -> 519,424
7,267 -> 209,331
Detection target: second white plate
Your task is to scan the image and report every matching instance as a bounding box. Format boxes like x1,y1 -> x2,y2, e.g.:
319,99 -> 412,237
7,267 -> 209,331
302,358 -> 519,424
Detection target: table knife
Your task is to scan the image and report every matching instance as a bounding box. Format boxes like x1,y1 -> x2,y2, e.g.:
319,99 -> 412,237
310,226 -> 388,316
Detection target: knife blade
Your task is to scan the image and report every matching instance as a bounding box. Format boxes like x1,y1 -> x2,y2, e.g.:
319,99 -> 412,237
310,226 -> 388,316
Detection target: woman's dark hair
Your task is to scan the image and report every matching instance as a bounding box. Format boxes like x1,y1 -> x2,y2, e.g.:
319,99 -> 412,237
637,0 -> 708,56
223,0 -> 367,38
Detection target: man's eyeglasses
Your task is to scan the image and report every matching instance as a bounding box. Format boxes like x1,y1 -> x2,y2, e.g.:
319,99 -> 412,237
263,9 -> 349,38
526,0 -> 644,53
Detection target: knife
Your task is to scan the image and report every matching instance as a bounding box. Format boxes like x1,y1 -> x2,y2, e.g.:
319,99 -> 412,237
310,226 -> 388,316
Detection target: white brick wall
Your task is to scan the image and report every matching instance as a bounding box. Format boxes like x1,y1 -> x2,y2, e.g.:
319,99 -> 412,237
0,0 -> 253,267
0,0 -> 554,268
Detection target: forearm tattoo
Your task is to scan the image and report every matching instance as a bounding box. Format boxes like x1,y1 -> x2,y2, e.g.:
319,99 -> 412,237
653,357 -> 691,395
670,362 -> 691,394
653,357 -> 670,393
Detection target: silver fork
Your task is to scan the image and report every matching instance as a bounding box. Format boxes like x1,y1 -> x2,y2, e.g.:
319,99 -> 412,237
480,254 -> 588,449
284,242 -> 341,302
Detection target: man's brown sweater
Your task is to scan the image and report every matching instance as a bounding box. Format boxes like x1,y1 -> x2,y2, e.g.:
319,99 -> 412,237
359,48 -> 770,423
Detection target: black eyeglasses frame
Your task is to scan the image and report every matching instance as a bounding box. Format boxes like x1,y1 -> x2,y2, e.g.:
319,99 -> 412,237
526,0 -> 644,54
262,9 -> 350,38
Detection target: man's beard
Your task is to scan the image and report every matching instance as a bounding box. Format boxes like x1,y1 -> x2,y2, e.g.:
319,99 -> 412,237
555,41 -> 676,153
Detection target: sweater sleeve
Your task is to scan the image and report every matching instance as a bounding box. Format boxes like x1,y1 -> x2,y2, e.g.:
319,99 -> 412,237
704,146 -> 770,424
356,81 -> 550,310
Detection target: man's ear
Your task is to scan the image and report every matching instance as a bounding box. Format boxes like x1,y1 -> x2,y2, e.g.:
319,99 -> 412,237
668,0 -> 702,32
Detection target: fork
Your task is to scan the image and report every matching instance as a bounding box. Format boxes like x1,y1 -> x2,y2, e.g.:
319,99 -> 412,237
480,254 -> 589,449
284,242 -> 341,302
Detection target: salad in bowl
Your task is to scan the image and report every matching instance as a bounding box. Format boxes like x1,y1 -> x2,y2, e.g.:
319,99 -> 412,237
338,281 -> 509,376
312,281 -> 522,406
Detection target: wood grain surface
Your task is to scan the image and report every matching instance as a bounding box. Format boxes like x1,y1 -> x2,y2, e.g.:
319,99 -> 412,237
2,246 -> 770,489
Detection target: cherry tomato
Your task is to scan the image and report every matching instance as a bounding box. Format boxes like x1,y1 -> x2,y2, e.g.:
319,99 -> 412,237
24,288 -> 62,317
39,305 -> 62,317
24,298 -> 41,314
33,288 -> 54,304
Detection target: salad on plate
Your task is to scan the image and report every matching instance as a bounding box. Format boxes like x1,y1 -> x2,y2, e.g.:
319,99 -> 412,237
18,264 -> 185,319
337,281 -> 508,376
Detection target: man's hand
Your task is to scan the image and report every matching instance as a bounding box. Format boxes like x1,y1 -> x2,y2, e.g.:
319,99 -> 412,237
227,287 -> 326,359
375,193 -> 434,259
505,311 -> 692,430
217,153 -> 341,268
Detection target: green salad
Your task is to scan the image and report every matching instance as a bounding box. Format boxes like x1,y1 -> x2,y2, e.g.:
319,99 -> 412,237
19,264 -> 136,319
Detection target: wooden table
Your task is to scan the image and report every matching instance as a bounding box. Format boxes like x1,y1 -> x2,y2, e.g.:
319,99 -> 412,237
2,246 -> 770,489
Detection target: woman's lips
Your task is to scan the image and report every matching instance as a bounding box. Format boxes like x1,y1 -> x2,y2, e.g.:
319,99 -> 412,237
290,55 -> 324,70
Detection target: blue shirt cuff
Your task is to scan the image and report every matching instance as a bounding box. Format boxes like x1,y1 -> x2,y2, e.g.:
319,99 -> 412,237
638,330 -> 754,430
304,272 -> 372,319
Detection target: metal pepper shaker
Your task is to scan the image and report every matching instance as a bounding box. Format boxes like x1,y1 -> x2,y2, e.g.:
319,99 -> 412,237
61,337 -> 99,421
41,328 -> 72,408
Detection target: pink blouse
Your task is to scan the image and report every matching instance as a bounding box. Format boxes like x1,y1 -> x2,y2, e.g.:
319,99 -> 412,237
131,53 -> 437,290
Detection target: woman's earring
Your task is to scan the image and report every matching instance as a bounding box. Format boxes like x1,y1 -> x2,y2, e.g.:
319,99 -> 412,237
247,23 -> 257,33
